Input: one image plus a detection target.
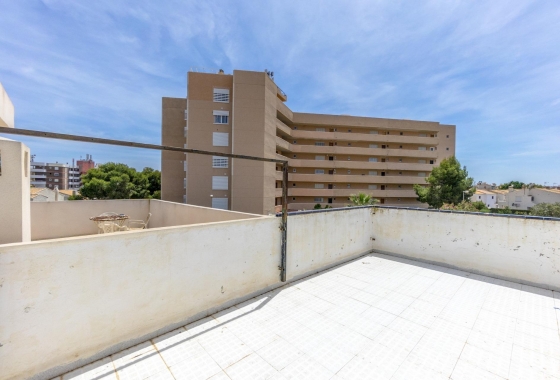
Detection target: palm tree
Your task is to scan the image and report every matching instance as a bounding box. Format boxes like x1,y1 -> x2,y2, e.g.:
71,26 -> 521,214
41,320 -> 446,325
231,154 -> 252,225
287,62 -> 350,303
348,193 -> 379,206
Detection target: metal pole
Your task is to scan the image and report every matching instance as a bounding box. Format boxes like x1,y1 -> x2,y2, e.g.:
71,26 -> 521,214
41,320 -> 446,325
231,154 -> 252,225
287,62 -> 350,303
280,162 -> 289,282
0,127 -> 286,164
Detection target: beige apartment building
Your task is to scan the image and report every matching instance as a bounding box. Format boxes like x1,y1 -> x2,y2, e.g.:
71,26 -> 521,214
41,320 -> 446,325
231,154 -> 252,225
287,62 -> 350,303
162,69 -> 456,214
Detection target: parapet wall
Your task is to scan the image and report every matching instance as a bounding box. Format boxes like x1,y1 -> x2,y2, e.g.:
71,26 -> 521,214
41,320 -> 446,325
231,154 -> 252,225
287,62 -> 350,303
371,207 -> 560,290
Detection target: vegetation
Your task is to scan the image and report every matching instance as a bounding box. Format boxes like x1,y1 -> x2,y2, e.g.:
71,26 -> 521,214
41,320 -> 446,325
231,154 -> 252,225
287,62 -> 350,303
413,157 -> 474,209
313,204 -> 332,209
73,163 -> 161,200
440,201 -> 489,213
348,193 -> 379,206
529,202 -> 560,218
498,181 -> 525,190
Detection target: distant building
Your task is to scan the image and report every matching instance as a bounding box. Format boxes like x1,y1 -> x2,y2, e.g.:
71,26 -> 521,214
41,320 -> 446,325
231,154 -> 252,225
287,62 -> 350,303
77,154 -> 95,174
30,187 -> 68,202
476,181 -> 497,190
494,187 -> 560,211
471,189 -> 498,208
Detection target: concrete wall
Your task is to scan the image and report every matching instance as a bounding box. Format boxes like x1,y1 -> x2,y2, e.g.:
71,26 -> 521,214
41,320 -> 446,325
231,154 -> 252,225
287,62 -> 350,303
0,138 -> 30,244
148,199 -> 262,228
287,207 -> 375,279
0,82 -> 15,129
372,207 -> 560,290
30,199 -> 262,241
0,216 -> 281,380
30,199 -> 150,240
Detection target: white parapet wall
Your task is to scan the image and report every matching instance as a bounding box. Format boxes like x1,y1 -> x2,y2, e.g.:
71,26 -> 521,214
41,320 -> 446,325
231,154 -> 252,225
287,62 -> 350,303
371,207 -> 560,290
0,216 -> 282,380
287,206 -> 375,280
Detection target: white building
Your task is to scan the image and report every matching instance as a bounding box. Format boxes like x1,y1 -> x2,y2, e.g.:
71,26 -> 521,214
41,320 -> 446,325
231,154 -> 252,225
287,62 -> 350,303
471,189 -> 498,208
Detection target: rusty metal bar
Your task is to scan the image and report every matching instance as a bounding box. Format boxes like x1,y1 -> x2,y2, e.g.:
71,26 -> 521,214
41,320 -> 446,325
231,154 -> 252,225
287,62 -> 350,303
280,162 -> 289,282
0,126 -> 291,281
0,127 -> 287,164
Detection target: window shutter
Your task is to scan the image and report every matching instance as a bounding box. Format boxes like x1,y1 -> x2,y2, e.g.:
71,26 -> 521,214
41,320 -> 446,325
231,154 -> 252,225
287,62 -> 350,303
212,176 -> 228,190
212,198 -> 228,209
213,132 -> 229,146
212,156 -> 228,168
213,89 -> 230,103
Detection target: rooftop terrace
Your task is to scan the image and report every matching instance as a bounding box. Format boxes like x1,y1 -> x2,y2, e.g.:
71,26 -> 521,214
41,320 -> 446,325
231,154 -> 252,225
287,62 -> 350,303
56,253 -> 560,380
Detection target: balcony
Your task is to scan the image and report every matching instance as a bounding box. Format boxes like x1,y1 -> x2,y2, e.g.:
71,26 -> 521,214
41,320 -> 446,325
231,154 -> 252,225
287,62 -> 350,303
286,143 -> 439,158
276,86 -> 287,102
288,188 -> 417,198
288,173 -> 428,184
291,129 -> 440,145
289,159 -> 434,171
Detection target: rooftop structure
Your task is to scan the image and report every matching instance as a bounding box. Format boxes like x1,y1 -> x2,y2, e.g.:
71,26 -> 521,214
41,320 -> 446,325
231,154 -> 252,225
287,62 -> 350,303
0,82 -> 14,129
30,187 -> 68,202
162,70 -> 456,214
1,118 -> 559,380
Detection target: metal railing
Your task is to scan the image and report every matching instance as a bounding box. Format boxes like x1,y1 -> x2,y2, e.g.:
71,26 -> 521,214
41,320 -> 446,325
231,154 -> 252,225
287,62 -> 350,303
0,126 -> 290,282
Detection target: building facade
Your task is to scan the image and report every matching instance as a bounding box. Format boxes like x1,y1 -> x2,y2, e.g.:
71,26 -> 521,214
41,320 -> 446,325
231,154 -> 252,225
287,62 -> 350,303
30,162 -> 70,190
162,69 -> 456,214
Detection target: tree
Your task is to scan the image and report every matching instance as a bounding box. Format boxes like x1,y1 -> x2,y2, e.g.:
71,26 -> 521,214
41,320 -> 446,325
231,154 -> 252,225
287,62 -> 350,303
441,201 -> 489,212
77,163 -> 161,200
348,193 -> 379,206
529,203 -> 560,217
413,156 -> 474,209
498,181 -> 525,190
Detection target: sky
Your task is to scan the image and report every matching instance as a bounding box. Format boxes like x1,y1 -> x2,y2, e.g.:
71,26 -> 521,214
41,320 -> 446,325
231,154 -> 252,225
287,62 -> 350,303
0,0 -> 559,185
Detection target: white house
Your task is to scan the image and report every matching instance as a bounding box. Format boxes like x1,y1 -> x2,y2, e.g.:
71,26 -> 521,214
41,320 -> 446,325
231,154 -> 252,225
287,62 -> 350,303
471,189 -> 498,208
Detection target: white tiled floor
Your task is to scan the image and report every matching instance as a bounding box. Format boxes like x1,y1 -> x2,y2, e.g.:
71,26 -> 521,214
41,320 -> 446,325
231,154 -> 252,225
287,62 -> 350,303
55,253 -> 560,380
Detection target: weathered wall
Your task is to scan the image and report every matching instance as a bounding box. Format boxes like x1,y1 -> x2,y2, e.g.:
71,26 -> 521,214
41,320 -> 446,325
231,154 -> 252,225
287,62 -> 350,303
287,206 -> 375,280
149,199 -> 261,228
30,199 -> 262,241
30,199 -> 150,240
372,207 -> 560,290
0,217 -> 281,380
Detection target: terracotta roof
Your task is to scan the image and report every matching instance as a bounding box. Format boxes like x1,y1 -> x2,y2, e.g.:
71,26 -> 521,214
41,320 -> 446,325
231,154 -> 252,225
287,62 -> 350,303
30,188 -> 48,199
58,189 -> 75,196
474,189 -> 497,195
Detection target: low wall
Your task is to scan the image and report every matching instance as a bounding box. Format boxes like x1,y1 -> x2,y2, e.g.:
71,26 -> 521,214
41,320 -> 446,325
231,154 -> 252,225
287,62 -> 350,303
148,200 -> 261,228
30,200 -> 150,240
287,206 -> 375,280
0,216 -> 281,380
372,207 -> 560,290
30,199 -> 262,241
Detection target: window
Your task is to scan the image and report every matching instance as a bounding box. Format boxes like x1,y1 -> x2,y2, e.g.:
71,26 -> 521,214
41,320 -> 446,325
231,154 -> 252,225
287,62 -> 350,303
370,131 -> 378,135
212,198 -> 228,210
347,184 -> 351,188
419,133 -> 427,137
368,157 -> 378,162
418,147 -> 426,151
347,143 -> 352,146
212,176 -> 228,190
183,194 -> 186,203
292,197 -> 296,201
418,173 -> 426,177
369,144 -> 378,149
314,197 -> 323,202
348,129 -> 352,132
381,158 -> 386,163
212,157 -> 228,168
293,141 -> 297,144
184,110 -> 188,120
183,178 -> 186,189
315,184 -> 324,189
54,179 -> 59,182
418,160 -> 426,164
213,88 -> 230,103
430,147 -> 435,151
213,132 -> 229,146
292,168 -> 297,172
399,172 -> 402,175
315,155 -> 325,160
400,132 -> 403,135
347,170 -> 351,174
398,159 -> 403,162
368,185 -> 378,190
398,185 -> 402,188
446,148 -> 449,150
54,166 -> 59,170
316,128 -> 325,132
315,169 -> 325,174
430,160 -> 434,164
213,110 -> 229,124
184,161 -> 187,171
315,142 -> 325,146
447,135 -> 449,138
381,145 -> 387,149
369,171 -> 377,176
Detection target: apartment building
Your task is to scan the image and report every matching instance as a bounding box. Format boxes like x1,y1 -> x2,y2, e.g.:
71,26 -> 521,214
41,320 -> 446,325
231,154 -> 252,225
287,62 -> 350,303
30,161 -> 70,190
162,69 -> 456,214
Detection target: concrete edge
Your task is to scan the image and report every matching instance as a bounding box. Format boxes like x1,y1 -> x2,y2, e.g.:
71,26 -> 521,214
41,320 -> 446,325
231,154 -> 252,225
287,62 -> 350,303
30,249 -> 374,380
372,249 -> 560,292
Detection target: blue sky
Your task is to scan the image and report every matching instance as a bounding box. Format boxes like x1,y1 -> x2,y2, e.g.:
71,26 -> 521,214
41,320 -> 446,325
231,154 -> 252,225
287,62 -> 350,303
1,1 -> 559,185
